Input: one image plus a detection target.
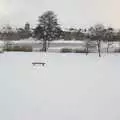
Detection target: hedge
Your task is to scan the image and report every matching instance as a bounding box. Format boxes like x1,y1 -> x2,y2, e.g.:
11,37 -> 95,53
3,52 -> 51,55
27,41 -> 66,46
4,46 -> 32,52
60,48 -> 73,53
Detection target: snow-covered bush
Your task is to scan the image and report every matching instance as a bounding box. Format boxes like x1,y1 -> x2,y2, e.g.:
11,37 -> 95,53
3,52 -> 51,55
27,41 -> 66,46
114,48 -> 120,53
73,48 -> 87,53
60,48 -> 73,53
4,45 -> 32,52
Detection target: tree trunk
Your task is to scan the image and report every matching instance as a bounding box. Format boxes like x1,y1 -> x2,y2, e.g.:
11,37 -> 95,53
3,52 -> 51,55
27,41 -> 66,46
107,42 -> 109,53
48,41 -> 50,48
97,40 -> 101,57
86,43 -> 89,55
42,39 -> 47,52
107,42 -> 113,53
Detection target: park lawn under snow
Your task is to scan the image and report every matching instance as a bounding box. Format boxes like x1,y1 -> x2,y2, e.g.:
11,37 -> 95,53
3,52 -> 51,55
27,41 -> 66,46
0,52 -> 120,120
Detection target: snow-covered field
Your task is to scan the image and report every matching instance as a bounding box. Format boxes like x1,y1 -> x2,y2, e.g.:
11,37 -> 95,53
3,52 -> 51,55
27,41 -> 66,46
0,52 -> 120,120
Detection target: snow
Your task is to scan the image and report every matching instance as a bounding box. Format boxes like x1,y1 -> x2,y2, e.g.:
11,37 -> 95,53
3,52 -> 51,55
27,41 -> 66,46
0,41 -> 4,52
0,39 -> 120,53
0,39 -> 84,45
0,52 -> 120,120
11,39 -> 42,44
0,41 -> 4,46
50,40 -> 84,43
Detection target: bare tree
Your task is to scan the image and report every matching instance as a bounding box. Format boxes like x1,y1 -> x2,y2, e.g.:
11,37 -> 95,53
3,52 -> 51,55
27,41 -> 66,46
84,39 -> 97,55
104,27 -> 114,53
89,24 -> 105,57
84,39 -> 90,55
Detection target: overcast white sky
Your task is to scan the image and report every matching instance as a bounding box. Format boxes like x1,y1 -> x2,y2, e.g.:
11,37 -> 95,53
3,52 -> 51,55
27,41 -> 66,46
0,0 -> 120,29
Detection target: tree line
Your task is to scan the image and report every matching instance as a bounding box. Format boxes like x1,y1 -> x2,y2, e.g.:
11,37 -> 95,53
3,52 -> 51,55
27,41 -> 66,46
33,10 -> 120,56
1,10 -> 120,56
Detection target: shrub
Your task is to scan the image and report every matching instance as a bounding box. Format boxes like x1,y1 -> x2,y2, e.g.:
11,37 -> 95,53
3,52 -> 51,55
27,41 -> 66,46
60,48 -> 73,53
114,48 -> 120,53
4,46 -> 32,52
73,49 -> 87,53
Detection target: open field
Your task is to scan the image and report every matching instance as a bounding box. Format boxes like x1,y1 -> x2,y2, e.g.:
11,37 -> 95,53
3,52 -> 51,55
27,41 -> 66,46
0,52 -> 120,120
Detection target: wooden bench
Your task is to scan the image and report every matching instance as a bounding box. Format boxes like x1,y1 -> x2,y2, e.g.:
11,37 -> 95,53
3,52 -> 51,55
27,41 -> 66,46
32,62 -> 46,66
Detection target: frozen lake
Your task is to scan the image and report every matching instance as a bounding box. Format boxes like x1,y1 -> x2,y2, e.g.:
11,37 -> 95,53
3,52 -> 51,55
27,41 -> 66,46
0,52 -> 120,120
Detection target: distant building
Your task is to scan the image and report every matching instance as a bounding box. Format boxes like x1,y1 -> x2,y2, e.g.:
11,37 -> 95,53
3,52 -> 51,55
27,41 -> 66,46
24,22 -> 30,32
